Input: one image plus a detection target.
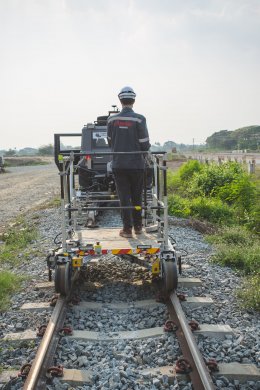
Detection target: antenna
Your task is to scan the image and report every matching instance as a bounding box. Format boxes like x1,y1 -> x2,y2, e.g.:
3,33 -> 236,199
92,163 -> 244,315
109,105 -> 120,115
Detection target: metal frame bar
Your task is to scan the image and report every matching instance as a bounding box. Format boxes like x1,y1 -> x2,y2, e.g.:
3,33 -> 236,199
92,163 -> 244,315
162,153 -> 169,249
59,150 -> 167,156
57,150 -> 170,254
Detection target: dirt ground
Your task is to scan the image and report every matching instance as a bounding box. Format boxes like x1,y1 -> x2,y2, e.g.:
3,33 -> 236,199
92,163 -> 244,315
167,160 -> 186,171
0,161 -> 59,232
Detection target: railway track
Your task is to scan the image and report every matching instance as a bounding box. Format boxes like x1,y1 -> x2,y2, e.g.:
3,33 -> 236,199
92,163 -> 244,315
1,119 -> 259,390
1,252 -> 259,390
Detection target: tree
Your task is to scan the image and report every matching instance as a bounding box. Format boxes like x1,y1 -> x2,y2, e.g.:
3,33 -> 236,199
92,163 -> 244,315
38,144 -> 54,156
4,148 -> 16,156
163,140 -> 177,151
206,126 -> 260,150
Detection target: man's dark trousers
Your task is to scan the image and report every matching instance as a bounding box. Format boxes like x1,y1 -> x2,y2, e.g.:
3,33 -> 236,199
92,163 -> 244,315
113,169 -> 144,229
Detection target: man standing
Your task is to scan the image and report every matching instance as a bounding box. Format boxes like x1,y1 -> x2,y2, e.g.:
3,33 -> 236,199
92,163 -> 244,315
107,86 -> 151,238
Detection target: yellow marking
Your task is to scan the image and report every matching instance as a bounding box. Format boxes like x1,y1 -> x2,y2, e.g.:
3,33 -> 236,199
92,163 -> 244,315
72,256 -> 83,267
111,249 -> 133,255
135,206 -> 141,210
147,248 -> 160,254
58,154 -> 63,162
152,257 -> 160,275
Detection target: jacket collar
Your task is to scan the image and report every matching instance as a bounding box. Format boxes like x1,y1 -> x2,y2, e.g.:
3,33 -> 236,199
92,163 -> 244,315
121,107 -> 134,113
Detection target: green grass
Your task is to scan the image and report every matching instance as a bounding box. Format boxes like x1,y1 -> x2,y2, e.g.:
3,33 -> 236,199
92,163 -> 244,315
0,271 -> 25,311
237,274 -> 260,311
206,225 -> 253,246
32,196 -> 60,211
252,165 -> 260,184
0,218 -> 39,311
0,218 -> 38,265
189,197 -> 234,224
206,226 -> 260,310
168,194 -> 191,217
210,242 -> 260,275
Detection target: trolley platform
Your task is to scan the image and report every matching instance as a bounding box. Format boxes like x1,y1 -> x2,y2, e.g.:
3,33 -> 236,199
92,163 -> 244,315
51,139 -> 178,295
76,227 -> 161,255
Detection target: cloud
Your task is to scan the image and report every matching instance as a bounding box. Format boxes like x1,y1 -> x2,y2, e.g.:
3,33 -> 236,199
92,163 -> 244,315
0,0 -> 259,148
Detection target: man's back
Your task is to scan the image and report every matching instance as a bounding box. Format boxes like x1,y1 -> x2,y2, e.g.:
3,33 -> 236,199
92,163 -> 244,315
107,106 -> 150,170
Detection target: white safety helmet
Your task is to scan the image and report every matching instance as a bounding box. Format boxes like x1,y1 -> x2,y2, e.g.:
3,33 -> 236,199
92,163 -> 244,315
118,86 -> 136,100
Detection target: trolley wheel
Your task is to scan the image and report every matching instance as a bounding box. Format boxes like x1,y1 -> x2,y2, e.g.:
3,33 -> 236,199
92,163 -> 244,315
162,259 -> 178,292
55,262 -> 71,296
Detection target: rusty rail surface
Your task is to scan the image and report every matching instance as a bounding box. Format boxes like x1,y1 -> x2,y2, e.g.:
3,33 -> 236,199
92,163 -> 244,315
23,296 -> 67,390
22,270 -> 79,390
167,292 -> 215,390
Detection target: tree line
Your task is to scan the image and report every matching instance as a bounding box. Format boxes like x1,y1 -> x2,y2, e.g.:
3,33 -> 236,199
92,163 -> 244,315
1,125 -> 259,156
206,126 -> 260,151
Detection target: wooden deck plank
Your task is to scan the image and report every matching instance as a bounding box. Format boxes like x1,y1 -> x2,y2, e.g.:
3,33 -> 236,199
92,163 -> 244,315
77,227 -> 161,249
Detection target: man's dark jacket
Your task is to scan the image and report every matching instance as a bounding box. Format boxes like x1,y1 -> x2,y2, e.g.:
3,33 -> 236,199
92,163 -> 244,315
107,107 -> 150,169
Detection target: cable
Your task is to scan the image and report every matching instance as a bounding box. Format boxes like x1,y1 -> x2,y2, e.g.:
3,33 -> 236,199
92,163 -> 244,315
54,232 -> 62,245
169,234 -> 177,245
168,234 -> 188,256
1,377 -> 22,389
177,248 -> 188,257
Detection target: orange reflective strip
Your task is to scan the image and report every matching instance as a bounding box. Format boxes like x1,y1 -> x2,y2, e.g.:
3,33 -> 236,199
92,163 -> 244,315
83,248 -> 159,256
112,249 -> 133,255
147,248 -> 160,254
112,249 -> 120,255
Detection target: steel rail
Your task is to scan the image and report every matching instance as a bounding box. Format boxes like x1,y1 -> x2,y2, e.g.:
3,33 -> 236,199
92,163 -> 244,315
23,296 -> 67,390
168,292 -> 215,390
23,270 -> 80,389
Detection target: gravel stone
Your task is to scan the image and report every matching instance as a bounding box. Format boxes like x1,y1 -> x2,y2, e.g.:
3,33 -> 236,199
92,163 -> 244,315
0,205 -> 259,389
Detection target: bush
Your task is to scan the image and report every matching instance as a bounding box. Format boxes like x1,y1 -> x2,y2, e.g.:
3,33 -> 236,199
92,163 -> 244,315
189,162 -> 245,197
167,161 -> 202,196
179,160 -> 202,181
189,197 -> 234,224
167,160 -> 260,310
167,170 -> 183,193
217,175 -> 256,212
168,194 -> 190,217
246,201 -> 260,234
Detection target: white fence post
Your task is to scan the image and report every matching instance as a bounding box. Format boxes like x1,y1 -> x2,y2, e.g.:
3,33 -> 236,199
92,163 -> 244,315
248,160 -> 256,174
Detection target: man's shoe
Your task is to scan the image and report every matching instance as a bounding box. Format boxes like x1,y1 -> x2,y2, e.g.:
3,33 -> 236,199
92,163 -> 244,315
119,228 -> 133,238
134,226 -> 143,235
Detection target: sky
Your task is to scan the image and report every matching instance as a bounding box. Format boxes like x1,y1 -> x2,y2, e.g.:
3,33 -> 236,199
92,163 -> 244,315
0,0 -> 260,149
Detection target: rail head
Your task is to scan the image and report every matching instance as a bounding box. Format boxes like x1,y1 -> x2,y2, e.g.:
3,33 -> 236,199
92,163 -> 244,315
168,292 -> 216,390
